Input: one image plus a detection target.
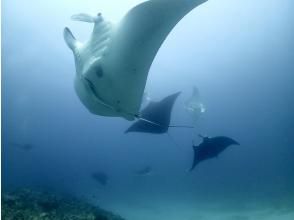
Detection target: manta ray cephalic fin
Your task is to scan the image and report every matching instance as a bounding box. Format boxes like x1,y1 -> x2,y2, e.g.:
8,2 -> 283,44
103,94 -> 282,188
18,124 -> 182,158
71,13 -> 101,23
63,27 -> 81,52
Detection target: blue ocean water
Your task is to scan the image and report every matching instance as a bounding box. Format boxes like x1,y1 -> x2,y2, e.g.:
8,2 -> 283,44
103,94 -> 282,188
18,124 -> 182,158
2,0 -> 294,219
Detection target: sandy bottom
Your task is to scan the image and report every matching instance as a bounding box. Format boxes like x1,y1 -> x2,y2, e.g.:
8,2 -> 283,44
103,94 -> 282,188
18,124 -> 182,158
101,198 -> 294,220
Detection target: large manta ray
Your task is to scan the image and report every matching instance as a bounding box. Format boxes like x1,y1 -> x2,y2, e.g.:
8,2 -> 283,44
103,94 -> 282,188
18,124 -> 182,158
64,0 -> 208,121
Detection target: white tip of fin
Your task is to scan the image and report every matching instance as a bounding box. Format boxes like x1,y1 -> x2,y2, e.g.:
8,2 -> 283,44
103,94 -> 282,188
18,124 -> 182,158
64,27 -> 78,51
71,13 -> 103,23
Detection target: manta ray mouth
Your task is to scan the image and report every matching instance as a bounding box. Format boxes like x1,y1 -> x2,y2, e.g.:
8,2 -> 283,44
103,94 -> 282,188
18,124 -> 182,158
83,77 -> 195,129
83,76 -> 118,112
83,76 -> 142,120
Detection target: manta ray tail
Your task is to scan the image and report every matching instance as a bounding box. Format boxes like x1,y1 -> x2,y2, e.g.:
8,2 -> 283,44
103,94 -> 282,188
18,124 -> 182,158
135,116 -> 162,127
135,116 -> 194,129
169,125 -> 194,129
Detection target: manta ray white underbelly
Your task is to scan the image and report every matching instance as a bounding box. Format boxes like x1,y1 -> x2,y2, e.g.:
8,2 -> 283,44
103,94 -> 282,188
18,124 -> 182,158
64,0 -> 207,120
185,86 -> 206,123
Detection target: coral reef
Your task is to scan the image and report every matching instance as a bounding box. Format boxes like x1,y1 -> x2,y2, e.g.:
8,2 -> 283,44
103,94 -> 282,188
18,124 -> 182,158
2,189 -> 125,220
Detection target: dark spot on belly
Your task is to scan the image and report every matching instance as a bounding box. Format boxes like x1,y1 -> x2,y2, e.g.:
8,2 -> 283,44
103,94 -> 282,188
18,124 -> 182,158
95,66 -> 104,78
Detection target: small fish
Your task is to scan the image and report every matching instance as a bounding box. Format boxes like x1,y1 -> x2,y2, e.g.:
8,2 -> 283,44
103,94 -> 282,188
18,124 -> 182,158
135,166 -> 152,176
92,172 -> 108,186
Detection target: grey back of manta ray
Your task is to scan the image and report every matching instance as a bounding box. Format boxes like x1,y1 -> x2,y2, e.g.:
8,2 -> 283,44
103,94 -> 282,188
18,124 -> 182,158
125,92 -> 181,134
190,136 -> 240,171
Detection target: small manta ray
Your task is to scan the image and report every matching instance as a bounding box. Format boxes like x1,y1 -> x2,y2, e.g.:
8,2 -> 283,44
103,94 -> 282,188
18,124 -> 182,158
190,135 -> 240,171
185,86 -> 206,122
64,0 -> 208,121
135,166 -> 152,176
92,172 -> 108,186
125,92 -> 192,134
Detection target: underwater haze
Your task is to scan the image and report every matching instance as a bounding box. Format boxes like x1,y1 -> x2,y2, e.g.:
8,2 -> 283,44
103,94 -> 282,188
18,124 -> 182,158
2,0 -> 294,219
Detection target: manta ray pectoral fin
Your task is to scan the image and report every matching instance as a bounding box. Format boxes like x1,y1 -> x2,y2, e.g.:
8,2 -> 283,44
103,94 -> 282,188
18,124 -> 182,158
63,27 -> 81,52
190,145 -> 199,171
233,139 -> 241,146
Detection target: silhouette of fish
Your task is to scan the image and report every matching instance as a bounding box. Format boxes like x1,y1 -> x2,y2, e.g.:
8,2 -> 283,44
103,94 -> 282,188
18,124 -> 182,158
10,142 -> 34,151
190,135 -> 240,171
135,166 -> 152,176
92,172 -> 108,186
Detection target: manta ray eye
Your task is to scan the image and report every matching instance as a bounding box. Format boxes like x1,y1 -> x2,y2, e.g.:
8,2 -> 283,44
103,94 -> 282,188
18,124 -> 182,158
95,66 -> 104,78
